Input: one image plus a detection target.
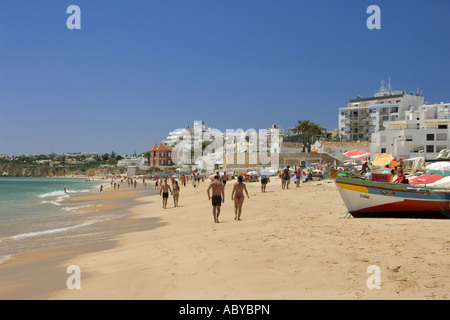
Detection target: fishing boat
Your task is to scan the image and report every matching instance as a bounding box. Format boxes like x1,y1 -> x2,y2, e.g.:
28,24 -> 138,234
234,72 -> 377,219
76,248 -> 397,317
335,175 -> 450,219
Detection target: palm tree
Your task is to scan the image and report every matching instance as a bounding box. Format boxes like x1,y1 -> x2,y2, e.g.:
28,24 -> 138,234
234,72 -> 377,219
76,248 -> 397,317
292,120 -> 323,152
292,120 -> 311,152
307,122 -> 324,152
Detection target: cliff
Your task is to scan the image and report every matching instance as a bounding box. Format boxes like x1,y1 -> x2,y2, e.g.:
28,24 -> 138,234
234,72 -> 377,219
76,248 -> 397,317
0,164 -> 126,177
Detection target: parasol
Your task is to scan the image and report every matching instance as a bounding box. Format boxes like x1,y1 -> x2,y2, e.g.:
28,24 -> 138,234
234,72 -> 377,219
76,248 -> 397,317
343,150 -> 372,160
409,174 -> 444,185
372,153 -> 394,167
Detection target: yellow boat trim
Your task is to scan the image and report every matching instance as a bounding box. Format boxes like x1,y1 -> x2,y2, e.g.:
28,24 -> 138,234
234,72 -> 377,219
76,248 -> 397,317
337,182 -> 369,193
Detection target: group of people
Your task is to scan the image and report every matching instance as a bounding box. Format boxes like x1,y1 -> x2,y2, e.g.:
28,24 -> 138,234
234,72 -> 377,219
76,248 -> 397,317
207,175 -> 249,223
390,161 -> 408,184
155,172 -> 250,223
158,179 -> 181,209
280,166 -> 312,189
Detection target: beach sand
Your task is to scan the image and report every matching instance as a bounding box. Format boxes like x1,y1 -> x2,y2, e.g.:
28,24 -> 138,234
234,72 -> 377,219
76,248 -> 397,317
1,178 -> 449,300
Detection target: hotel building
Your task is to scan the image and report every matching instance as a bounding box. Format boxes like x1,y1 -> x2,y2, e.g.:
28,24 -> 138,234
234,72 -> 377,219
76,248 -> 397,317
371,102 -> 450,159
339,80 -> 424,142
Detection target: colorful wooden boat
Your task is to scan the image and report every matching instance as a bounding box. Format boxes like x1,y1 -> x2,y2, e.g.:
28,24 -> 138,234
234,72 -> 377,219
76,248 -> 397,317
335,176 -> 450,219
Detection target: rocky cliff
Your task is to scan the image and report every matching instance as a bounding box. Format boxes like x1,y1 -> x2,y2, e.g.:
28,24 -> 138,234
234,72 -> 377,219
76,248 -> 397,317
0,164 -> 126,177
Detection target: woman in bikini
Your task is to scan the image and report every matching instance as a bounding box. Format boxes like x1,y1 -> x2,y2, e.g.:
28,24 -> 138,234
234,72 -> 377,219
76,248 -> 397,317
173,181 -> 180,207
231,175 -> 250,221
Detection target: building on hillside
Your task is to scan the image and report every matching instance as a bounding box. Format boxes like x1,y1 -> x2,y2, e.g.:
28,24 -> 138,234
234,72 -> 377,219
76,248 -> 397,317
149,143 -> 176,167
117,157 -> 148,168
339,79 -> 424,142
370,102 -> 450,159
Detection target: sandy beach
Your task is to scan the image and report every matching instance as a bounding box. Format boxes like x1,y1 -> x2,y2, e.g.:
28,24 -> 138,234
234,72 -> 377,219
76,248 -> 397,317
1,177 -> 449,300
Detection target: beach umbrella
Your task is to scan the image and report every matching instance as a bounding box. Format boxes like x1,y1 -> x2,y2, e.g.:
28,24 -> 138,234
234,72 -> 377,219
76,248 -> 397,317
372,153 -> 394,167
343,150 -> 372,160
409,174 -> 444,185
426,162 -> 450,171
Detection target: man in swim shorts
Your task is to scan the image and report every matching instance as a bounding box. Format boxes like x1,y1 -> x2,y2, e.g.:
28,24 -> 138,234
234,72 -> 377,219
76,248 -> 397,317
207,175 -> 225,223
160,179 -> 172,209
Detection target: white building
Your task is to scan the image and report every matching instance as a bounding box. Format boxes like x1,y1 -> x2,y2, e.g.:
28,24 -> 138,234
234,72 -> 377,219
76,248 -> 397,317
117,157 -> 148,167
339,79 -> 424,142
371,102 -> 450,159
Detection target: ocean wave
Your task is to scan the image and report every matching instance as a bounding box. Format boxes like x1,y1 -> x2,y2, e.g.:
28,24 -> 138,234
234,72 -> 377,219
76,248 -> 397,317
62,204 -> 94,212
10,221 -> 97,241
0,255 -> 12,265
40,200 -> 62,206
38,190 -> 78,198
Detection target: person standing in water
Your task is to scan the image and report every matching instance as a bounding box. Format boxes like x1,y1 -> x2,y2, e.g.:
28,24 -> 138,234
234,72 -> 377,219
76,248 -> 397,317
207,175 -> 225,223
231,176 -> 250,221
160,179 -> 172,209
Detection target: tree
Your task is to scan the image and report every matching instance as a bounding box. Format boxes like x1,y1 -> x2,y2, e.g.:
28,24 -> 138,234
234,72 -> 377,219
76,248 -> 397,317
308,123 -> 324,152
292,120 -> 312,152
292,120 -> 324,153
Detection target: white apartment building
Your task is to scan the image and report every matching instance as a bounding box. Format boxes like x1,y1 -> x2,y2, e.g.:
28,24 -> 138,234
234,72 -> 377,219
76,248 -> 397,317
164,121 -> 209,147
371,102 -> 450,159
339,80 -> 424,142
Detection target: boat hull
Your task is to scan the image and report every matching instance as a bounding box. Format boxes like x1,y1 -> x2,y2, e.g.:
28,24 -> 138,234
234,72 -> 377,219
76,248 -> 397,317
335,176 -> 450,219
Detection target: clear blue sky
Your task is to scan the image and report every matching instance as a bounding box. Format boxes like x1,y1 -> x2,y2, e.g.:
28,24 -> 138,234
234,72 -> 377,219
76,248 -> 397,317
1,0 -> 450,155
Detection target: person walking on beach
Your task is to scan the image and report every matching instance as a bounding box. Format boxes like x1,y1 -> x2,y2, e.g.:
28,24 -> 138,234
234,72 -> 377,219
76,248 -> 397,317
222,172 -> 228,188
173,181 -> 180,207
207,175 -> 225,223
282,166 -> 291,189
231,176 -> 250,221
259,168 -> 269,193
160,179 -> 172,209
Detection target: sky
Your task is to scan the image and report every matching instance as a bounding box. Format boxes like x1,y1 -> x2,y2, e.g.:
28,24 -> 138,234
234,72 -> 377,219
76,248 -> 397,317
1,0 -> 450,155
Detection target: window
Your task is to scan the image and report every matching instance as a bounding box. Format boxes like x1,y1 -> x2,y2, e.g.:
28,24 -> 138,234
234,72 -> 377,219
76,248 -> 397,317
406,136 -> 413,142
437,134 -> 447,141
427,134 -> 435,141
160,160 -> 164,165
426,145 -> 434,153
161,152 -> 164,157
381,148 -> 386,153
438,124 -> 448,129
168,152 -> 171,157
168,160 -> 171,165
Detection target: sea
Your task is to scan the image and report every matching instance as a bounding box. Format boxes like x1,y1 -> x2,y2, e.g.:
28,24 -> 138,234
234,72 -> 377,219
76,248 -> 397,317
0,177 -> 115,264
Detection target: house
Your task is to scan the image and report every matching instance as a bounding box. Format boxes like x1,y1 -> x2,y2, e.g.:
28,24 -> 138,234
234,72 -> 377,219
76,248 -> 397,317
149,143 -> 176,167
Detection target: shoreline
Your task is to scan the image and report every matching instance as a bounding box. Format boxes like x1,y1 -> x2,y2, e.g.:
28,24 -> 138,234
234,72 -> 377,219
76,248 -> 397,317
0,181 -> 161,299
1,178 -> 450,300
